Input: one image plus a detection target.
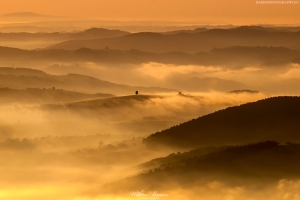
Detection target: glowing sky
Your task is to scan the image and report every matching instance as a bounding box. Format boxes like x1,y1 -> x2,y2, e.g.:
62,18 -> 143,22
0,0 -> 299,24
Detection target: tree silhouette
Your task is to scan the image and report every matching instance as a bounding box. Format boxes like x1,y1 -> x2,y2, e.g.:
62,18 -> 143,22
135,91 -> 138,95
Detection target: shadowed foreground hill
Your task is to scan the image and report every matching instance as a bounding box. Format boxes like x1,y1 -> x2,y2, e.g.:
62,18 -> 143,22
137,146 -> 226,171
143,97 -> 300,149
0,68 -> 176,95
104,141 -> 300,193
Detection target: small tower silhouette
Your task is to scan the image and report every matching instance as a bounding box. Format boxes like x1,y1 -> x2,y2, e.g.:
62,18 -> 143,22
135,91 -> 138,95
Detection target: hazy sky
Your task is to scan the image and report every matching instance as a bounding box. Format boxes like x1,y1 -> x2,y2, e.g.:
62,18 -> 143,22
0,0 -> 300,24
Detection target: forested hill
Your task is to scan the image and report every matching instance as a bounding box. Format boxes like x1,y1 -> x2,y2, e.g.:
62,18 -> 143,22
143,96 -> 300,149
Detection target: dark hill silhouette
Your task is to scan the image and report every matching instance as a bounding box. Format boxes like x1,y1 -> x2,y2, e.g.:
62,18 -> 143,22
46,26 -> 300,53
0,46 -> 29,56
0,67 -> 48,76
228,89 -> 259,94
137,146 -> 226,171
68,28 -> 129,40
161,28 -> 208,35
143,97 -> 300,149
1,46 -> 299,68
104,141 -> 300,193
233,25 -> 282,32
0,68 -> 176,95
0,87 -> 113,104
47,32 -> 165,51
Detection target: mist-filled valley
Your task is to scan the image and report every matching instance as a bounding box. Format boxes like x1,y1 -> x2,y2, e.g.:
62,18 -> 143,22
1,10 -> 300,200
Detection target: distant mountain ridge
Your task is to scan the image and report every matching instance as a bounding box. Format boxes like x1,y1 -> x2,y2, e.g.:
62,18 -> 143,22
1,12 -> 49,17
46,26 -> 300,53
0,28 -> 130,41
69,28 -> 129,40
0,46 -> 299,68
0,12 -> 65,22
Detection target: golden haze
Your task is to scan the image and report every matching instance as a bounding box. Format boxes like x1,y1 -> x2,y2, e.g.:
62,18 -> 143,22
0,0 -> 299,24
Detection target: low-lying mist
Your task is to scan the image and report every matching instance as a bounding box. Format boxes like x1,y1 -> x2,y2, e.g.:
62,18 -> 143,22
0,92 -> 268,140
1,35 -> 299,199
0,91 -> 268,200
94,179 -> 300,200
41,61 -> 300,95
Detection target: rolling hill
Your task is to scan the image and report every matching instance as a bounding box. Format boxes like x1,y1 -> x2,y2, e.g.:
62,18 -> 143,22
143,96 -> 300,149
68,28 -> 129,40
103,141 -> 300,193
41,95 -> 187,136
137,146 -> 226,171
0,68 -> 176,95
0,87 -> 113,104
41,95 -> 164,110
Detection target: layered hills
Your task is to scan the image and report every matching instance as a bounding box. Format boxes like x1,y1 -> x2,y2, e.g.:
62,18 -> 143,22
0,68 -> 175,95
47,26 -> 300,53
104,141 -> 300,193
0,46 -> 299,68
